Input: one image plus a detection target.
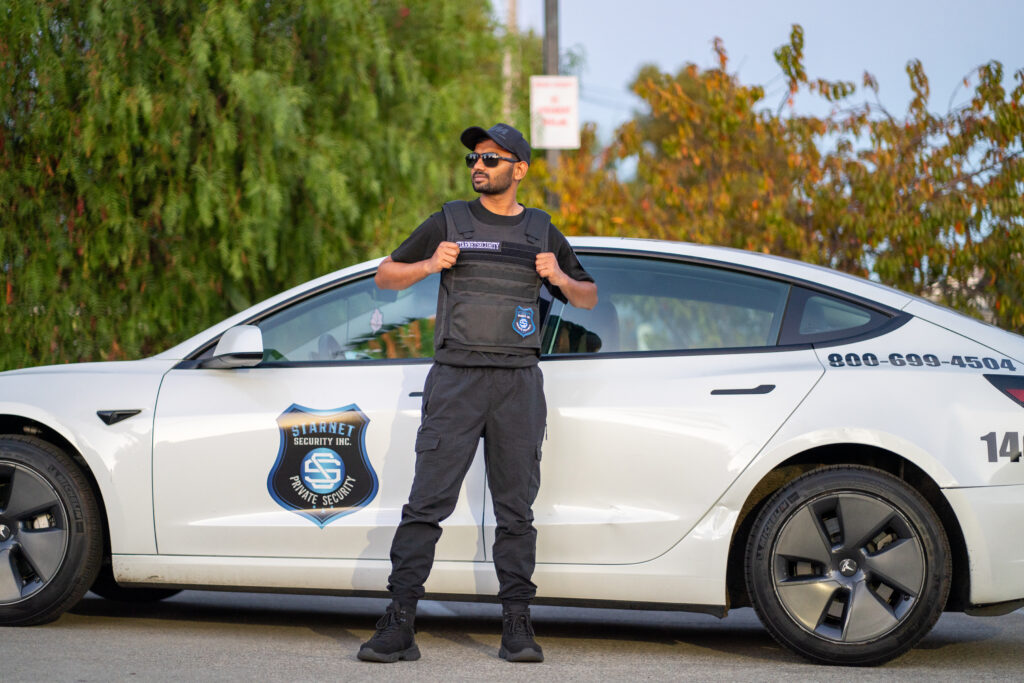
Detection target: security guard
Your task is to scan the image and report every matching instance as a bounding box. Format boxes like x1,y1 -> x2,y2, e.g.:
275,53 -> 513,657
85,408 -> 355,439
358,123 -> 597,663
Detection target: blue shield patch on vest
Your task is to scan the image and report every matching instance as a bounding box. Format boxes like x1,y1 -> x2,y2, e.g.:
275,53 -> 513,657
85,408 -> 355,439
513,305 -> 536,337
268,404 -> 378,527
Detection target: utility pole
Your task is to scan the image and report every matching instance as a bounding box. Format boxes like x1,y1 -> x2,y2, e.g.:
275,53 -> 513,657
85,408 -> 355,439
543,0 -> 559,173
543,0 -> 559,207
502,0 -> 517,122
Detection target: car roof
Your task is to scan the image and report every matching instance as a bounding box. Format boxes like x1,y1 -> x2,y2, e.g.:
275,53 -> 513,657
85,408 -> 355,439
159,237 -> 1001,361
567,237 -> 912,310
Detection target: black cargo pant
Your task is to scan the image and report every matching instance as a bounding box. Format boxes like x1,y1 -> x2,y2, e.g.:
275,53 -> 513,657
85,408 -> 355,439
387,362 -> 546,608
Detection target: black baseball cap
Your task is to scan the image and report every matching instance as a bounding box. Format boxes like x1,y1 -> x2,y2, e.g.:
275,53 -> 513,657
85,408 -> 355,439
460,123 -> 531,165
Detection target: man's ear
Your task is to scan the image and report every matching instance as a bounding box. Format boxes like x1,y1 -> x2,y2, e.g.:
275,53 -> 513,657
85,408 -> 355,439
513,162 -> 529,181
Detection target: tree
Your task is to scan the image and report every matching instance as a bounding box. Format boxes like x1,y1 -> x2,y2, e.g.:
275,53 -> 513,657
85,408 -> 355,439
529,26 -> 1024,332
1,0 -> 510,369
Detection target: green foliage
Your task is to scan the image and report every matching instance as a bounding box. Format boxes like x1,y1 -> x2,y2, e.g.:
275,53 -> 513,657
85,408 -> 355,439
7,14 -> 1023,370
1,0 -> 505,369
530,26 -> 1024,333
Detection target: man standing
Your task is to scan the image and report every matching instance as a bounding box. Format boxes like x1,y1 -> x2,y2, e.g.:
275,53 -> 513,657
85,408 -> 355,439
358,123 -> 597,663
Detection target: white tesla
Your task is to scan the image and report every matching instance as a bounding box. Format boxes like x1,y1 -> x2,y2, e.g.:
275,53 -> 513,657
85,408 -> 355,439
2,237 -> 1023,666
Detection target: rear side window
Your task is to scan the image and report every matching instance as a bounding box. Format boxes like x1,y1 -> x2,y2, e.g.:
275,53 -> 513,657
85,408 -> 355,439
779,287 -> 892,345
543,255 -> 790,355
800,295 -> 873,334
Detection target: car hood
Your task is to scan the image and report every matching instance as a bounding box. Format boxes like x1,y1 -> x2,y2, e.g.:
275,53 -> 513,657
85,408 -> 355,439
0,358 -> 177,379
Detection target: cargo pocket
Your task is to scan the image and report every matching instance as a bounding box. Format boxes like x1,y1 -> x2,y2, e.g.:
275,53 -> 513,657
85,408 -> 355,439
527,444 -> 543,503
415,428 -> 441,454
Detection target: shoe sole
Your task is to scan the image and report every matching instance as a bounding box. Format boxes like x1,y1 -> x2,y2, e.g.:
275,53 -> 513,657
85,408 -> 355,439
499,646 -> 544,663
357,644 -> 421,663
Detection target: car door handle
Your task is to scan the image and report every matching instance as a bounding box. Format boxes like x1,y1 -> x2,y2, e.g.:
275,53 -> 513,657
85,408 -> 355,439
409,391 -> 423,397
710,384 -> 776,395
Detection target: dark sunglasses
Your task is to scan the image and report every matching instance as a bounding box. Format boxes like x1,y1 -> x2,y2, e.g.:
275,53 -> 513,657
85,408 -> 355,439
465,152 -> 519,168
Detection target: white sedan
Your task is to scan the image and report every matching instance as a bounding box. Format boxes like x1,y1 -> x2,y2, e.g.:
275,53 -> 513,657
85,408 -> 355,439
2,237 -> 1023,666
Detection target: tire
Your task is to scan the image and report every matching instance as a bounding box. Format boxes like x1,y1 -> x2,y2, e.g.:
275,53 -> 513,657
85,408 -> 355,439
0,436 -> 103,625
89,563 -> 181,603
745,465 -> 951,666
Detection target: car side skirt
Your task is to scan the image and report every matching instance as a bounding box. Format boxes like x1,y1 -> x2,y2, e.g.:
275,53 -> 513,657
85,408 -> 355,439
112,554 -> 728,616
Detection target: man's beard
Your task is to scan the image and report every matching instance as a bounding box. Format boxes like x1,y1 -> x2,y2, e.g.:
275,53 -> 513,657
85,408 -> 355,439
472,166 -> 515,195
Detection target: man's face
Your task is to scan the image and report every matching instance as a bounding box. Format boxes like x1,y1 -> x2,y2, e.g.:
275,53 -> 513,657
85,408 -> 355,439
470,139 -> 518,195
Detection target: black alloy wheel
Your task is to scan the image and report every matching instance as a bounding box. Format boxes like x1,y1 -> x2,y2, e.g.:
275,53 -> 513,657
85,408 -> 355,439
745,466 -> 951,666
0,436 -> 103,625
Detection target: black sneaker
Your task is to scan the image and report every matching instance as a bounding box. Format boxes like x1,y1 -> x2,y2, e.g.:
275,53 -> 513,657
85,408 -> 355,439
499,607 -> 544,663
357,602 -> 420,663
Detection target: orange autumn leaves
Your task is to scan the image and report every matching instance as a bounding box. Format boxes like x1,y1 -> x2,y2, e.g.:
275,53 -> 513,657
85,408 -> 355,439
524,26 -> 1024,331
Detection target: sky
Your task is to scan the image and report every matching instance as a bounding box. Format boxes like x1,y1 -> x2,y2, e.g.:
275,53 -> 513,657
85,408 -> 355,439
501,0 -> 1024,142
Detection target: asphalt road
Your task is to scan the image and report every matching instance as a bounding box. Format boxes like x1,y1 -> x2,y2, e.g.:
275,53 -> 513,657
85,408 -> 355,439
3,591 -> 1023,681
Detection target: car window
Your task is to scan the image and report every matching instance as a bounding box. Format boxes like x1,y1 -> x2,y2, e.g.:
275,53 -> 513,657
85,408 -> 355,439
543,255 -> 790,355
779,287 -> 891,345
255,274 -> 439,363
799,295 -> 872,334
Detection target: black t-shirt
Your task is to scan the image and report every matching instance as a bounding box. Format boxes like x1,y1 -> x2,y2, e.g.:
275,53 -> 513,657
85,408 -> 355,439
391,198 -> 594,367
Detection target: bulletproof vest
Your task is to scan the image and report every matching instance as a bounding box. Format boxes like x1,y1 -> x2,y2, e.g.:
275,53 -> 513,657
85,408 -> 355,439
435,200 -> 550,354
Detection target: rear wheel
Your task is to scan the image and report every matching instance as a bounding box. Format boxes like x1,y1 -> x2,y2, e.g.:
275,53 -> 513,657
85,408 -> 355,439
0,436 -> 103,625
745,466 -> 950,666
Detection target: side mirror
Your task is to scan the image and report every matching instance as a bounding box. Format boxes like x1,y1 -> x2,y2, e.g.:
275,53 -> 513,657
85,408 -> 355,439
201,325 -> 264,369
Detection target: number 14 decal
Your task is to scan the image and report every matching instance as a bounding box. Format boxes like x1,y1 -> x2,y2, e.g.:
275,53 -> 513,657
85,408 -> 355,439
981,432 -> 1023,462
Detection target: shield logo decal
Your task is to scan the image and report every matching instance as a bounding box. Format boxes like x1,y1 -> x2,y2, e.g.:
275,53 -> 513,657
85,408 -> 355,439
268,404 -> 378,527
513,305 -> 536,337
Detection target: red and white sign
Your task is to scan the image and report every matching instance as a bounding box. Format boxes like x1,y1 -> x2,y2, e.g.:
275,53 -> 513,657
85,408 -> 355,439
529,75 -> 580,150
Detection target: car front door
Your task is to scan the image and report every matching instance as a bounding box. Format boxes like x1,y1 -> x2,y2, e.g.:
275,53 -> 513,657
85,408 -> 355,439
483,254 -> 825,564
151,272 -> 487,562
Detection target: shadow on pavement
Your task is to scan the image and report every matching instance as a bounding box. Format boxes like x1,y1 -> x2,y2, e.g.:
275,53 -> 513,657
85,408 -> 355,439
66,591 -> 1023,668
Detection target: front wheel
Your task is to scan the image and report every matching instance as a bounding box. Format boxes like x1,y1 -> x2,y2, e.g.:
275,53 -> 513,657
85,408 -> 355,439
745,466 -> 951,666
0,436 -> 103,625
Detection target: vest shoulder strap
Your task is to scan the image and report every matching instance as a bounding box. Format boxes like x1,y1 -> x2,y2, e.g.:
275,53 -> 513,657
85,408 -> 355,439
442,201 -> 551,246
442,200 -> 475,240
522,207 -> 551,246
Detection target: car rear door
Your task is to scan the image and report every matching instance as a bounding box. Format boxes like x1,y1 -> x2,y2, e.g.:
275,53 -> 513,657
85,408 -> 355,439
483,253 -> 825,564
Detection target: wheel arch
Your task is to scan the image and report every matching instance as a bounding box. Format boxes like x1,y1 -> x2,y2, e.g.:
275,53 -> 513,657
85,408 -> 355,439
0,414 -> 112,563
725,443 -> 969,613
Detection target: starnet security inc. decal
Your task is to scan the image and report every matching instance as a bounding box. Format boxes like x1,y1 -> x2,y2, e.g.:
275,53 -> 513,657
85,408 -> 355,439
267,404 -> 378,527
